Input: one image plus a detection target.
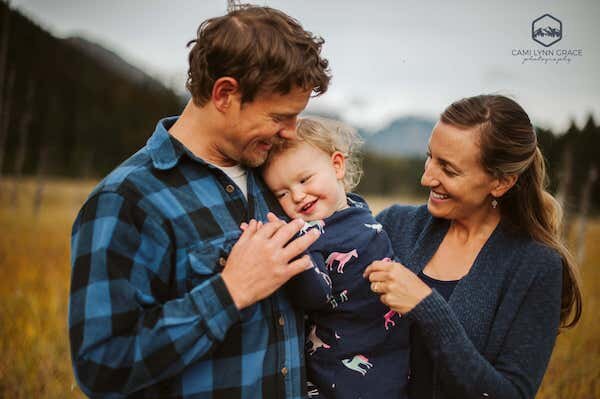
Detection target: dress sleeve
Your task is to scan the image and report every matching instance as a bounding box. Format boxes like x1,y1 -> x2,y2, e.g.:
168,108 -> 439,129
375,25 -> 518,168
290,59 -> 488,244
69,191 -> 241,397
285,250 -> 334,311
405,252 -> 562,399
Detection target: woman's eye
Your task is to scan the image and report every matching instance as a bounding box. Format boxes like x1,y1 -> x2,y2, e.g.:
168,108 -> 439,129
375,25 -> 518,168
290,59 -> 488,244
300,176 -> 311,184
277,192 -> 288,199
426,151 -> 432,158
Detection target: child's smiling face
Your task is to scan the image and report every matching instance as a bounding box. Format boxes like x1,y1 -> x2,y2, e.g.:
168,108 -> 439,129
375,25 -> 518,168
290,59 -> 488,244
263,142 -> 348,221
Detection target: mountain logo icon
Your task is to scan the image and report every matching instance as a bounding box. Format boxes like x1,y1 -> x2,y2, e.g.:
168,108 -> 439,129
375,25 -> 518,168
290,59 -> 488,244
532,14 -> 562,47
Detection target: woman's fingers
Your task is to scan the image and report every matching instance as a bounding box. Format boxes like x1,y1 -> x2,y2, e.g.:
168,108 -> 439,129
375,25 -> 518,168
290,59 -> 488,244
367,271 -> 389,283
370,281 -> 389,294
380,294 -> 390,307
363,260 -> 393,278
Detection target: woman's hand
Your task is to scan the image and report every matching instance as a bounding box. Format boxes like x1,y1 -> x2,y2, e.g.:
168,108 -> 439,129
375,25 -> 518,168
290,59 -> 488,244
363,260 -> 432,314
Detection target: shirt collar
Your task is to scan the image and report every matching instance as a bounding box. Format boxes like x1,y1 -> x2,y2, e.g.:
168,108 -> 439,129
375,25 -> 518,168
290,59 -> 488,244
146,116 -> 187,170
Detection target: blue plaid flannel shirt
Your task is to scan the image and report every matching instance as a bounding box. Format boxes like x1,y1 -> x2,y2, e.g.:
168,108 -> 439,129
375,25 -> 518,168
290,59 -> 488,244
69,117 -> 306,398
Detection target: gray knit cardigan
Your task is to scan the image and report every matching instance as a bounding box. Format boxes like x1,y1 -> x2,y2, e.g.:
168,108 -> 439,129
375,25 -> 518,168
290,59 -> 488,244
376,205 -> 562,399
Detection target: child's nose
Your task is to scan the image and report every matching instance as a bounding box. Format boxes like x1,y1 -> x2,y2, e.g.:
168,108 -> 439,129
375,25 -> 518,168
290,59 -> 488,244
291,189 -> 306,203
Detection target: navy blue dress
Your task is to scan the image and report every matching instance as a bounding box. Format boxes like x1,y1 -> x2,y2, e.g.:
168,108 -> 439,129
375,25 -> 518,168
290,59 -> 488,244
286,195 -> 409,399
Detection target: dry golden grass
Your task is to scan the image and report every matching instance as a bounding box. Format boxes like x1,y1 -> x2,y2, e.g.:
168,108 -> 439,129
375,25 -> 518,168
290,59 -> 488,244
0,178 -> 94,398
0,178 -> 597,398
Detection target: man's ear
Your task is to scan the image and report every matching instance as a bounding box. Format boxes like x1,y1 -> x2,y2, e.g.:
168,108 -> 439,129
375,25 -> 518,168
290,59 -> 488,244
212,77 -> 240,112
331,151 -> 346,180
491,174 -> 518,198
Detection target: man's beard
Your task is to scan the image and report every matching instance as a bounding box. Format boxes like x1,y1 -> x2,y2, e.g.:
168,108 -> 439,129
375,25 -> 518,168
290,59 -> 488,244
239,137 -> 286,168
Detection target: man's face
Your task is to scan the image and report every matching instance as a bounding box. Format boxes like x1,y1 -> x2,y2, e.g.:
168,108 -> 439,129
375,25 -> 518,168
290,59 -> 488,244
220,86 -> 312,167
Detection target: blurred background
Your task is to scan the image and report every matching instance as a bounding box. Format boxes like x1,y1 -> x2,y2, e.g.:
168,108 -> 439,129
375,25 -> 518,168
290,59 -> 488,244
0,0 -> 598,397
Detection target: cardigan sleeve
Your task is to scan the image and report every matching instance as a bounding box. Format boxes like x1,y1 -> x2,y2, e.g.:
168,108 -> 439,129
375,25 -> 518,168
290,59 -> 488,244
404,250 -> 562,399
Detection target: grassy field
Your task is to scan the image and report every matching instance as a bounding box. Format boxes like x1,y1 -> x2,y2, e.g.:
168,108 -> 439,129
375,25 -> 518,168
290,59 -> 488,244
0,178 -> 597,398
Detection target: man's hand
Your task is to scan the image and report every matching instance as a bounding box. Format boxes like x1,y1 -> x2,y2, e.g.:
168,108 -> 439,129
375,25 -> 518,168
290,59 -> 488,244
221,213 -> 319,309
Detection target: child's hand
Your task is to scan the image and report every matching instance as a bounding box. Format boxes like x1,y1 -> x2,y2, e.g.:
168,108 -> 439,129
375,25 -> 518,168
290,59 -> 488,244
240,212 -> 284,231
240,220 -> 263,231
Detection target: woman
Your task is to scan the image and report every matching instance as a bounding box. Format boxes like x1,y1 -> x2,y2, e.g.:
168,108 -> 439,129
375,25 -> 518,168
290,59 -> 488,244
364,95 -> 582,399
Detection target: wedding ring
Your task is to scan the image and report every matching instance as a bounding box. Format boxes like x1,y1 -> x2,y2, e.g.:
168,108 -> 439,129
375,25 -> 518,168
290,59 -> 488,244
371,282 -> 379,293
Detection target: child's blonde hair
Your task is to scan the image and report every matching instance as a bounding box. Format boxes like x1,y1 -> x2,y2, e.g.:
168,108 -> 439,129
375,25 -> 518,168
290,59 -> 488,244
266,117 -> 364,191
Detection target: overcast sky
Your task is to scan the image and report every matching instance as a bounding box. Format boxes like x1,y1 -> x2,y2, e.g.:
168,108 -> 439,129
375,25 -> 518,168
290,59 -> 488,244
9,0 -> 600,132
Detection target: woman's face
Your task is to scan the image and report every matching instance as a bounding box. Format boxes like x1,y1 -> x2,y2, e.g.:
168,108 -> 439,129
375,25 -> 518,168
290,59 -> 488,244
421,121 -> 499,221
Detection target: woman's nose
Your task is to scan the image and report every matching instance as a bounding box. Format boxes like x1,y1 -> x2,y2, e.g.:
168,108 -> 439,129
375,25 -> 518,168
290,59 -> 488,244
421,161 -> 440,187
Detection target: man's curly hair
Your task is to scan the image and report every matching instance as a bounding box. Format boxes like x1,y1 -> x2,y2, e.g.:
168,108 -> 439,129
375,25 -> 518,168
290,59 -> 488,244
186,6 -> 331,105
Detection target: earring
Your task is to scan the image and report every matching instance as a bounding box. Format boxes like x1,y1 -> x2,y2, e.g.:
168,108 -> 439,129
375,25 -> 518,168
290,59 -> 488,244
491,198 -> 498,209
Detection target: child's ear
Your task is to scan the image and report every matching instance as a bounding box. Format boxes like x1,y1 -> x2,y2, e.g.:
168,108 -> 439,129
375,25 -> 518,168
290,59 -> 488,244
331,151 -> 346,180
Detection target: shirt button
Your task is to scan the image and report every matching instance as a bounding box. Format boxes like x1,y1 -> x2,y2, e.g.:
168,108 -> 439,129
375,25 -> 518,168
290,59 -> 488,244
218,257 -> 227,267
278,316 -> 285,326
281,367 -> 288,376
225,184 -> 235,193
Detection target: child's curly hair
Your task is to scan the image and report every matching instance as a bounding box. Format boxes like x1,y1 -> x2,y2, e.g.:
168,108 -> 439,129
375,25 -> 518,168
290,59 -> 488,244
266,117 -> 364,191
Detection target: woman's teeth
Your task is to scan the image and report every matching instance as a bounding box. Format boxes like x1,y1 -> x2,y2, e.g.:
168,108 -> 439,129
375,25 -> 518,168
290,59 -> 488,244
431,191 -> 449,200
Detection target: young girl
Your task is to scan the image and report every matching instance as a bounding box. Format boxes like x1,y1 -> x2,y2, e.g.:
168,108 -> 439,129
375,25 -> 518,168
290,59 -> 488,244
261,117 -> 409,399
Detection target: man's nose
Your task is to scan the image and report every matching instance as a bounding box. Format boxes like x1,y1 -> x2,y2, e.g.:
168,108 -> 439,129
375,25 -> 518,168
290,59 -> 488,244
277,117 -> 298,140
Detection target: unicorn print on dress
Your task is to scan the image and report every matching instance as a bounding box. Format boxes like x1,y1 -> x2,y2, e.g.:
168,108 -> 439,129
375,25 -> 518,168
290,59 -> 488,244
384,310 -> 400,330
326,289 -> 350,309
364,223 -> 383,233
307,325 -> 331,355
326,249 -> 358,273
339,289 -> 348,302
312,264 -> 332,287
307,381 -> 320,398
326,293 -> 338,309
342,355 -> 373,376
301,220 -> 326,235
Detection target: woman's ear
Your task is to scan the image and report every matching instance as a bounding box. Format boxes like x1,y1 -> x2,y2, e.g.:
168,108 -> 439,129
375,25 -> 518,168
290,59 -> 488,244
212,77 -> 240,112
491,174 -> 518,198
331,151 -> 346,180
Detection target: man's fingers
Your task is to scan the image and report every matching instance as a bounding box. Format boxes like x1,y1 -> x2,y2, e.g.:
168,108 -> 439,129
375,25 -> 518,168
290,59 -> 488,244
286,255 -> 314,279
254,217 -> 288,239
282,227 -> 320,260
271,218 -> 305,246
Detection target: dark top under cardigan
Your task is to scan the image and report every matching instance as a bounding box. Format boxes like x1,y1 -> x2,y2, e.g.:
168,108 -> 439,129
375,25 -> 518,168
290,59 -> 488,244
376,205 -> 562,399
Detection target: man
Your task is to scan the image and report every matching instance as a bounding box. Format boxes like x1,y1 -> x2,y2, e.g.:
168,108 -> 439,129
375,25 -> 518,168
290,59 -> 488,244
69,6 -> 330,398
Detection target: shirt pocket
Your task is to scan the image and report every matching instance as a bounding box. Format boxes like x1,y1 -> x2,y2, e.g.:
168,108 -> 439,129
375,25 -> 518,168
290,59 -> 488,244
185,236 -> 259,321
185,238 -> 235,290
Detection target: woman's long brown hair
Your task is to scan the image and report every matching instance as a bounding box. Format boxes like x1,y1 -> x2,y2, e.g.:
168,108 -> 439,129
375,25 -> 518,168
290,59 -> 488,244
441,95 -> 582,329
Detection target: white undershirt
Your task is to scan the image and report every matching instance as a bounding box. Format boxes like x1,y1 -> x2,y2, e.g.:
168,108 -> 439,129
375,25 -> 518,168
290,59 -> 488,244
215,164 -> 248,199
